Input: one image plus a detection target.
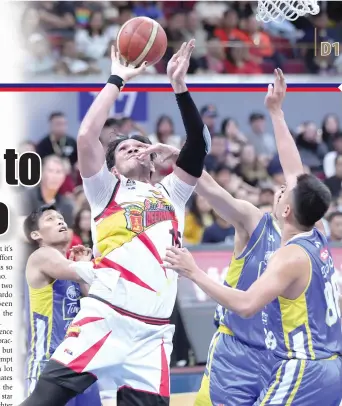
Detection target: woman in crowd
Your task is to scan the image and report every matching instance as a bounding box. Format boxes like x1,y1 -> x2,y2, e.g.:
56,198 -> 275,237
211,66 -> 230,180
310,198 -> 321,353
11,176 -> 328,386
69,207 -> 93,250
183,195 -> 214,245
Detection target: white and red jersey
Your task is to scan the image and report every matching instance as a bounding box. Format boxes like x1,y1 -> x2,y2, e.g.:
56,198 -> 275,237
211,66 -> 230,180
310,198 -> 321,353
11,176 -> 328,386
82,163 -> 194,319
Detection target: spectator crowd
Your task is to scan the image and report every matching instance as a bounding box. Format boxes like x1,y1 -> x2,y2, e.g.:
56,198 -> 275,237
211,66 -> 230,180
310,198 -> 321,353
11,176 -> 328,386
19,106 -> 342,250
20,1 -> 342,77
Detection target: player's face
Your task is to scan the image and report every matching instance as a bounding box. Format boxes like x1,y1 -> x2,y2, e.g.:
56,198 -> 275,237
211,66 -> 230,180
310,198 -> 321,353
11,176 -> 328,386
273,184 -> 290,225
114,139 -> 154,178
33,210 -> 69,246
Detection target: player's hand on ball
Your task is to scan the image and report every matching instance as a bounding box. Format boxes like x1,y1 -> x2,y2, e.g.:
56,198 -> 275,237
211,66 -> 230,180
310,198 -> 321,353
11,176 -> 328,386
163,246 -> 201,280
69,245 -> 92,262
110,45 -> 147,82
264,68 -> 287,114
167,40 -> 195,86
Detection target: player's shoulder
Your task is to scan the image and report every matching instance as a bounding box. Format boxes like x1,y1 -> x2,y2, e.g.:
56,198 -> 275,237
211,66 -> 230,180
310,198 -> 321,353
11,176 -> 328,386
271,244 -> 308,269
29,246 -> 57,263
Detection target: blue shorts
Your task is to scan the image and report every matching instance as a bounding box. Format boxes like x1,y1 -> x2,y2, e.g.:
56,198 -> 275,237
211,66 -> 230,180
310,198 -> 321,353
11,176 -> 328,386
25,378 -> 101,406
255,356 -> 342,406
195,329 -> 273,406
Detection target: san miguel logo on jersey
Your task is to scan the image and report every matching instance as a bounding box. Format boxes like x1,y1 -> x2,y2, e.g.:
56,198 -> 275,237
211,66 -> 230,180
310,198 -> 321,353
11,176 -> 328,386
125,204 -> 144,233
124,191 -> 176,233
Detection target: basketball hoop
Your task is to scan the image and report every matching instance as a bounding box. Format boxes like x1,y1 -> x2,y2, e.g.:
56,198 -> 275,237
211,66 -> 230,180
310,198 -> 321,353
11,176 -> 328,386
256,0 -> 320,23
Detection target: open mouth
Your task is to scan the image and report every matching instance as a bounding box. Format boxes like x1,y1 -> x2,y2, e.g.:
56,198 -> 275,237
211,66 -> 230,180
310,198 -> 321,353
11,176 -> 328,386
59,226 -> 67,233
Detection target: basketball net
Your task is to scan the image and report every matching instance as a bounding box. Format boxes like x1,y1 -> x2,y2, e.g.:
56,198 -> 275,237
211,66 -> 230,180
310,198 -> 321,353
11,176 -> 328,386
256,0 -> 320,23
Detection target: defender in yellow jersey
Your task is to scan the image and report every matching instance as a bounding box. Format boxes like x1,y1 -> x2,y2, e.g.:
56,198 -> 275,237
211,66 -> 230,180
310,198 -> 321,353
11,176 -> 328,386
23,205 -> 101,406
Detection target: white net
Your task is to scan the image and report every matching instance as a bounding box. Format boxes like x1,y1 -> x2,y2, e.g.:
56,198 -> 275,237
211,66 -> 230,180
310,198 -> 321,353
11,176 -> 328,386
256,0 -> 320,23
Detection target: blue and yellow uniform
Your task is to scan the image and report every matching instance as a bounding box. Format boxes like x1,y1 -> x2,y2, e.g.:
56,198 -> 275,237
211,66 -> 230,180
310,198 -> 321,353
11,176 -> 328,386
25,279 -> 101,406
256,228 -> 342,406
196,213 -> 281,405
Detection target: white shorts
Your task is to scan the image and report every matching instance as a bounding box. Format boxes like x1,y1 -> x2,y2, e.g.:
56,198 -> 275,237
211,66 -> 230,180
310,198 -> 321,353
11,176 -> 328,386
49,297 -> 174,399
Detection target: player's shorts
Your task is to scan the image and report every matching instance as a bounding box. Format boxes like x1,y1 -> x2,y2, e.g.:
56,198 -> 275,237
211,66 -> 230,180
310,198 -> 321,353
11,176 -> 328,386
195,326 -> 273,406
254,356 -> 342,406
39,296 -> 174,405
25,376 -> 101,406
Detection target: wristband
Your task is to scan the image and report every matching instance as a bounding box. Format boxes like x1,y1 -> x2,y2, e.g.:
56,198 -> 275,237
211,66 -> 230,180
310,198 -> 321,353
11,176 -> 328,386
107,75 -> 125,91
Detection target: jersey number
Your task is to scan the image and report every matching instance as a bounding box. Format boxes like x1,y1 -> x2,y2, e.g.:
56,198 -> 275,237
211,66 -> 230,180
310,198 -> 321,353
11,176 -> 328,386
169,228 -> 182,248
324,273 -> 341,327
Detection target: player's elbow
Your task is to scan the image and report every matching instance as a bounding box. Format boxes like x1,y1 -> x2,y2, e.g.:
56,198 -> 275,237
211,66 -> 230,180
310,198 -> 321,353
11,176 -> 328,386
236,303 -> 258,319
77,130 -> 94,153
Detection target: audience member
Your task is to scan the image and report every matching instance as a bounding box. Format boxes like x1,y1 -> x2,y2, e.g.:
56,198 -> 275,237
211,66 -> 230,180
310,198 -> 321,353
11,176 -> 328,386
75,10 -> 112,60
20,1 -> 342,77
296,121 -> 328,174
69,207 -> 92,249
20,155 -> 74,227
328,212 -> 342,242
325,154 -> 342,198
183,195 -> 214,245
202,213 -> 235,244
36,112 -> 78,166
247,112 -> 276,157
323,132 -> 342,178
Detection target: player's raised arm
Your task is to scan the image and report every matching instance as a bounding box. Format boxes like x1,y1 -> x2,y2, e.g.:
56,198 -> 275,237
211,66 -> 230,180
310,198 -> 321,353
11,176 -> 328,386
266,69 -> 325,232
77,46 -> 147,178
196,171 -> 262,233
164,245 -> 303,318
138,142 -> 262,233
167,40 -> 210,188
265,69 -> 303,188
27,246 -> 96,285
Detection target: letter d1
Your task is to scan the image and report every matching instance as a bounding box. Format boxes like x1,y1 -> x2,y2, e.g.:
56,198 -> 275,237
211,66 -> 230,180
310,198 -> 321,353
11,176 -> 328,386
321,42 -> 331,57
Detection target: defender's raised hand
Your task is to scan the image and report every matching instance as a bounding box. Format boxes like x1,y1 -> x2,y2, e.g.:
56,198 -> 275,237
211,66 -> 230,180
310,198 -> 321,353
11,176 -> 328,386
167,40 -> 195,92
264,68 -> 287,114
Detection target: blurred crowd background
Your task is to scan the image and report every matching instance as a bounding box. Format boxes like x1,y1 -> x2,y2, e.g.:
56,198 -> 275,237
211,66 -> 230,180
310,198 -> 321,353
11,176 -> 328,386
20,0 -> 342,77
19,106 -> 342,255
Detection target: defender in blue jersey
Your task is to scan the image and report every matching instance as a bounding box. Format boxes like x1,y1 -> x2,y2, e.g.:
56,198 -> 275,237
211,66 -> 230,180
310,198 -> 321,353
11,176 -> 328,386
141,69 -> 299,405
168,175 -> 342,406
165,74 -> 342,405
23,205 -> 101,406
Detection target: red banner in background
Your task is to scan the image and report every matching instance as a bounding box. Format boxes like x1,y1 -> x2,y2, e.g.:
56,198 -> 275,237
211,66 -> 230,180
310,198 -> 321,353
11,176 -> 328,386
190,248 -> 342,301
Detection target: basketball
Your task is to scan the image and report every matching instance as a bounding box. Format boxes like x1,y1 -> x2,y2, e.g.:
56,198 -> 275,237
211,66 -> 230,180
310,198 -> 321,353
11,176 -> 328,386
117,17 -> 168,67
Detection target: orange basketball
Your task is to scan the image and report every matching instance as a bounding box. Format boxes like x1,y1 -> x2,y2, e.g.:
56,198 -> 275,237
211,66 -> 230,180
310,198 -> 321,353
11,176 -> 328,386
117,17 -> 167,67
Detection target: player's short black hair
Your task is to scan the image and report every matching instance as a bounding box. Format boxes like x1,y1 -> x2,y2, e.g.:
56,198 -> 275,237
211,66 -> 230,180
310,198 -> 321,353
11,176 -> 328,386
292,174 -> 331,228
24,204 -> 58,246
104,118 -> 118,128
48,111 -> 64,121
105,134 -> 154,171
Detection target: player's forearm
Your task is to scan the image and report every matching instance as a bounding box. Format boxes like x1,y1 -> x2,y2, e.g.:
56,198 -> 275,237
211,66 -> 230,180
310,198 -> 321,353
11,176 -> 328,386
192,271 -> 255,318
270,110 -> 303,181
196,171 -> 261,231
174,91 -> 210,178
78,83 -> 120,142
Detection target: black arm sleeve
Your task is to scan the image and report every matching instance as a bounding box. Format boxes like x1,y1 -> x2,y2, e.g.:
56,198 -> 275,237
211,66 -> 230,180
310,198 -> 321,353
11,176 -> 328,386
175,91 -> 211,178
